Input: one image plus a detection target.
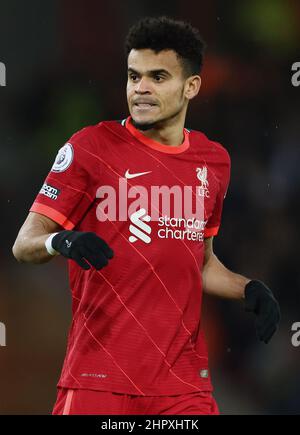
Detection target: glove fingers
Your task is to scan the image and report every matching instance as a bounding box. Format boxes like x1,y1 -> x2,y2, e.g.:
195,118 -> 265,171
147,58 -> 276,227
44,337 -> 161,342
258,322 -> 277,344
84,233 -> 114,259
93,237 -> 114,259
259,320 -> 278,341
79,246 -> 109,270
255,311 -> 279,343
245,299 -> 257,313
256,312 -> 277,334
72,253 -> 91,270
257,301 -> 281,329
263,326 -> 277,344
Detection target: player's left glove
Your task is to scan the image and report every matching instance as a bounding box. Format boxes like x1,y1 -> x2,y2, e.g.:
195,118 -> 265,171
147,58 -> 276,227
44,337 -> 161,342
244,280 -> 280,344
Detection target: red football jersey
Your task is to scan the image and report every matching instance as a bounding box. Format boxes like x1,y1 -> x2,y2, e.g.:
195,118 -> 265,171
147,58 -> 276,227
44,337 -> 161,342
30,116 -> 230,396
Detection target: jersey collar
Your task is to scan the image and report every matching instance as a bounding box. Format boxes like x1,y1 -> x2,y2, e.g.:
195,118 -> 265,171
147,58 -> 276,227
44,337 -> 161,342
124,116 -> 190,154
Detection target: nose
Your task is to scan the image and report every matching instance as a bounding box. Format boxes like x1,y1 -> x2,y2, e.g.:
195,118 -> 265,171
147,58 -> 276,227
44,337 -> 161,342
135,77 -> 151,94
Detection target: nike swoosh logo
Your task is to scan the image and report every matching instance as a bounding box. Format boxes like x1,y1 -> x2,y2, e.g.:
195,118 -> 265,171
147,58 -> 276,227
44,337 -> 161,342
125,170 -> 152,179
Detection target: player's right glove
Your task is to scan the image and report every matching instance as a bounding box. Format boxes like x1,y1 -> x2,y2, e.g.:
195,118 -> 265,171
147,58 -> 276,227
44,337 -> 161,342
244,280 -> 280,344
50,230 -> 114,270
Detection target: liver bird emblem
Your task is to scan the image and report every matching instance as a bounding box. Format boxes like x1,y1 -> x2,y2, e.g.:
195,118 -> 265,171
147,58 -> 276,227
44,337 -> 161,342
196,167 -> 209,188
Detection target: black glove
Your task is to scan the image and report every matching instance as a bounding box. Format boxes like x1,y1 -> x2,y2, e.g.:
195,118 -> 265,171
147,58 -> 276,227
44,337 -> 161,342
52,230 -> 114,271
244,280 -> 280,344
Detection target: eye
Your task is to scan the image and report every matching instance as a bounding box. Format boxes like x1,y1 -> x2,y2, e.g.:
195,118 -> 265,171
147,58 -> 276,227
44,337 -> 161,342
154,75 -> 163,82
129,74 -> 138,81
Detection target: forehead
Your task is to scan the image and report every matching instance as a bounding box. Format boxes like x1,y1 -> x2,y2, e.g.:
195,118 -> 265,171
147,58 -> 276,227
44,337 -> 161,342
127,49 -> 182,74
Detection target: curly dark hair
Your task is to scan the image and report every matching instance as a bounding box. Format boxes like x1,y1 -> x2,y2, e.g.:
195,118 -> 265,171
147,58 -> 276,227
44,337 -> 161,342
125,16 -> 206,77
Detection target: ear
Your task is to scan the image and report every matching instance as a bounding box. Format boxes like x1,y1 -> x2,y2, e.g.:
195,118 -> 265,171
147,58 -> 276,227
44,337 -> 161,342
185,75 -> 201,100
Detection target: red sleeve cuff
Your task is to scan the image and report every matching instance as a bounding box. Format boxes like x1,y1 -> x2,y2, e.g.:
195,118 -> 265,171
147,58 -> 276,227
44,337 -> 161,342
29,203 -> 75,230
204,226 -> 219,238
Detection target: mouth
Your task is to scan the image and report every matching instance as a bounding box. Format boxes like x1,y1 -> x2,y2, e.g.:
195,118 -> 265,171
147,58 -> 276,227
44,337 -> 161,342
133,103 -> 158,111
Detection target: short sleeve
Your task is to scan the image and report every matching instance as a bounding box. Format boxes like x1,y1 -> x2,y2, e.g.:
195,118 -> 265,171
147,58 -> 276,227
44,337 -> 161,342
204,149 -> 231,238
29,127 -> 97,230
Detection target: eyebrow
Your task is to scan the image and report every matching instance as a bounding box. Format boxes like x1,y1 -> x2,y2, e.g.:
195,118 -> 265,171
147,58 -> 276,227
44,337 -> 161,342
128,68 -> 172,77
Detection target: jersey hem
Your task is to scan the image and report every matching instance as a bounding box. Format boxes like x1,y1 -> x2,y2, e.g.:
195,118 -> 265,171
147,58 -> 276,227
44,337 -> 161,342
57,380 -> 214,397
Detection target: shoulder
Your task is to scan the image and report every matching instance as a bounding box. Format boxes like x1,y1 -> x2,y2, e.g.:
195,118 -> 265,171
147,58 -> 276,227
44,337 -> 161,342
51,122 -> 105,170
189,128 -> 231,167
54,120 -> 124,170
68,121 -> 104,147
67,119 -> 123,149
189,129 -> 231,192
189,130 -> 230,162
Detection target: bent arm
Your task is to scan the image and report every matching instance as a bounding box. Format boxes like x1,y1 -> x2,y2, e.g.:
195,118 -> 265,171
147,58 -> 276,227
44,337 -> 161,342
12,212 -> 61,264
202,237 -> 251,300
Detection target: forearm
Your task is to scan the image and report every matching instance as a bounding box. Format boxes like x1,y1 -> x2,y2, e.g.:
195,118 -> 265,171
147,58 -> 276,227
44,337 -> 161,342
12,226 -> 55,264
202,253 -> 251,300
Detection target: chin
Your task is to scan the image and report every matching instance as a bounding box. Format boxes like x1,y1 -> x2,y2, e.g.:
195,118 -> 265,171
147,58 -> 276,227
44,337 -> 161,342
130,116 -> 157,131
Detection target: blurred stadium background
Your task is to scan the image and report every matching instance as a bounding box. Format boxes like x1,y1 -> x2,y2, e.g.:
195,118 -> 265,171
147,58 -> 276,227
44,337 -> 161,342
0,0 -> 299,414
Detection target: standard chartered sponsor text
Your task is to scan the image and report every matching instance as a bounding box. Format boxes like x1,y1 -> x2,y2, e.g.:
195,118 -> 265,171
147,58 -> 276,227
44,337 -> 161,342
158,216 -> 206,241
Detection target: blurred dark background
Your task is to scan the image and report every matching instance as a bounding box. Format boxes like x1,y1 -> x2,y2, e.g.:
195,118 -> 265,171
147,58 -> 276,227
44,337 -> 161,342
1,0 -> 299,414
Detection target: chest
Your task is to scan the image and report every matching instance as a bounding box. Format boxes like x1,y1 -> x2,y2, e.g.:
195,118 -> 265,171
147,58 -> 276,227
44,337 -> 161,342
91,143 -> 220,243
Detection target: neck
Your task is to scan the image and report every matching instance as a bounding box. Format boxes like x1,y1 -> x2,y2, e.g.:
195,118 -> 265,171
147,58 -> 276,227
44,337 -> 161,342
132,108 -> 187,146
